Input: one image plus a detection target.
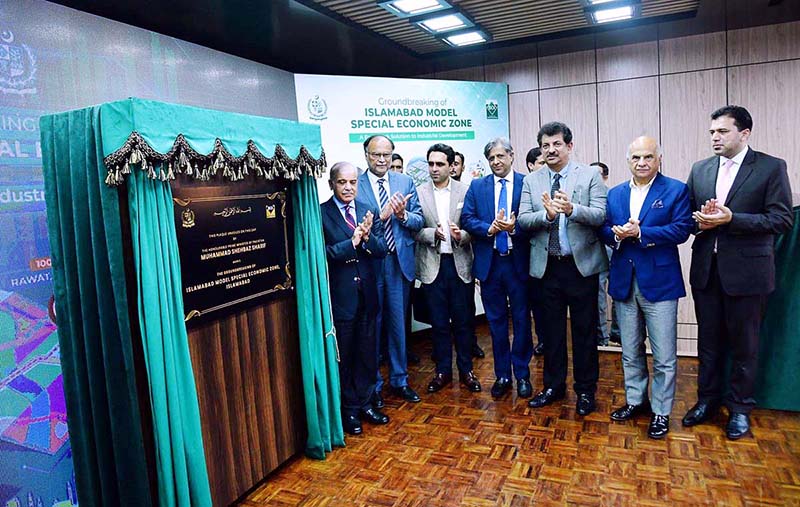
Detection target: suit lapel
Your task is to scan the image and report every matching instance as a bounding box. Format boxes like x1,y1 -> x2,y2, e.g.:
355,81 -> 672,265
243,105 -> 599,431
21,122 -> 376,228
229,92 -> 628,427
705,157 -> 720,201
511,172 -> 523,215
419,183 -> 435,225
324,199 -> 352,238
449,180 -> 462,225
725,148 -> 756,206
618,182 -> 632,222
358,172 -> 379,210
638,173 -> 665,222
483,175 -> 495,219
560,161 -> 578,201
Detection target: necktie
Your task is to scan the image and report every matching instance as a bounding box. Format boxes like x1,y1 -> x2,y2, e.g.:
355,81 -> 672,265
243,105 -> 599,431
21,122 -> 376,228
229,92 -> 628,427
496,179 -> 509,254
715,158 -> 736,205
377,178 -> 396,252
548,173 -> 562,256
343,203 -> 356,230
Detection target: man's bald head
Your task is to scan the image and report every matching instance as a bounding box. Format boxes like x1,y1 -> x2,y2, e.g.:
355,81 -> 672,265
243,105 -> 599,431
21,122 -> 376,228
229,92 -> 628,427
626,136 -> 662,185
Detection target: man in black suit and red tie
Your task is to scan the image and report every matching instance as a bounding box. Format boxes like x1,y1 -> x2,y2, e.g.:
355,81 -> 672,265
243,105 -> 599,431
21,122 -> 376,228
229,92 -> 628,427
683,105 -> 793,439
321,161 -> 389,436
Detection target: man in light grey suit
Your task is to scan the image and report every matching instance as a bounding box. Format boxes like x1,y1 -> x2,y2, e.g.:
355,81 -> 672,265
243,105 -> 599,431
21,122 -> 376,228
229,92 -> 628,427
518,121 -> 608,416
416,143 -> 482,394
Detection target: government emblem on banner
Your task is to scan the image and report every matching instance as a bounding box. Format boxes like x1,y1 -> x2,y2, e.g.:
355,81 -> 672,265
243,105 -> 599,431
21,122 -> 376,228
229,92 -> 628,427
485,100 -> 499,119
181,208 -> 195,228
308,95 -> 328,120
0,29 -> 37,95
265,204 -> 276,219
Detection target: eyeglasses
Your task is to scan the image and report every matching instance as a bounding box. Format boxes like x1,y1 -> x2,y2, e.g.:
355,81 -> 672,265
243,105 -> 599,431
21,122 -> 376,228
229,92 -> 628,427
368,152 -> 393,160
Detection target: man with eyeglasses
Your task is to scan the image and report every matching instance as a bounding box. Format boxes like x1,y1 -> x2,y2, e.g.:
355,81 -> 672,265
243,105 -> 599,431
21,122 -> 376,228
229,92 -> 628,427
358,135 -> 424,405
461,138 -> 533,399
518,122 -> 608,416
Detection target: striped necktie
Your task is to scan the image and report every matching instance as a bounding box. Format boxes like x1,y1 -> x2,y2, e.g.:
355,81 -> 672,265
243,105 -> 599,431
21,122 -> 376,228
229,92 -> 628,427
377,178 -> 396,252
548,173 -> 562,256
343,203 -> 356,230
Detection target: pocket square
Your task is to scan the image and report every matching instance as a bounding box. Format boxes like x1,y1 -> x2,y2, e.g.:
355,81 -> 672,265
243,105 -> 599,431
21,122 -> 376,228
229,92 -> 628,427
457,202 -> 464,209
651,199 -> 664,209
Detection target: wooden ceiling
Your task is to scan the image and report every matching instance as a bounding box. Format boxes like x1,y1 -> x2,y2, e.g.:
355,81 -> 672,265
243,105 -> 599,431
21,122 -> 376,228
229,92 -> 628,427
310,0 -> 700,54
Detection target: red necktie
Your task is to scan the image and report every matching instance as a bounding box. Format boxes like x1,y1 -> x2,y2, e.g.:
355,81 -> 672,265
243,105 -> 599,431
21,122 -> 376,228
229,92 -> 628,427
343,204 -> 357,230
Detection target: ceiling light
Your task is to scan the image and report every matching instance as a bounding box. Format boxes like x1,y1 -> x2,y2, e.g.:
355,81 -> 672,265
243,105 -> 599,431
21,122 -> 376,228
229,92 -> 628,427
444,30 -> 487,47
378,0 -> 451,18
416,12 -> 473,34
587,0 -> 616,4
593,5 -> 633,22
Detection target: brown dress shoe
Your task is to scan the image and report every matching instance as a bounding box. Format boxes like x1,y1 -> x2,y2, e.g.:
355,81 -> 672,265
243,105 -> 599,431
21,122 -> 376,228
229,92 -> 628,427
459,371 -> 482,392
427,372 -> 452,393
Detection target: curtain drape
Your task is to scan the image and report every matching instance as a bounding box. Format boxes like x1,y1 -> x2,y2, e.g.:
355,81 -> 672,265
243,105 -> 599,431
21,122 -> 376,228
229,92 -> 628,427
756,206 -> 800,411
41,107 -> 153,506
127,168 -> 213,506
291,174 -> 344,458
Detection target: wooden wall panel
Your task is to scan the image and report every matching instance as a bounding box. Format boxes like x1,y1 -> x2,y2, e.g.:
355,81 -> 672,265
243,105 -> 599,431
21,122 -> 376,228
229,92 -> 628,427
596,41 -> 658,82
597,77 -> 660,188
728,20 -> 800,66
658,32 -> 726,74
188,298 -> 305,506
659,69 -> 726,346
539,50 -> 596,89
508,91 -> 540,173
485,58 -> 538,92
728,60 -> 800,194
539,84 -> 599,166
435,66 -> 485,82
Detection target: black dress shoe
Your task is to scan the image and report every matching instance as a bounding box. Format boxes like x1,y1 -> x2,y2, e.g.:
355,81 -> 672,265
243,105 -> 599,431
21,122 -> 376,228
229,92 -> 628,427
576,393 -> 596,416
343,415 -> 362,435
533,342 -> 545,356
490,378 -> 512,398
407,350 -> 421,365
681,402 -> 719,427
459,371 -> 482,392
648,414 -> 670,439
427,372 -> 452,393
726,412 -> 751,440
610,401 -> 652,421
360,407 -> 390,425
471,342 -> 485,359
371,391 -> 384,410
517,379 -> 532,398
391,385 -> 421,403
609,333 -> 621,345
527,387 -> 566,408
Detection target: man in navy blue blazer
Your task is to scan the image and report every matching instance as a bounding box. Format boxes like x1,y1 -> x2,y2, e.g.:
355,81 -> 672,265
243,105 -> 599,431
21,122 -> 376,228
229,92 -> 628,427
599,136 -> 694,439
322,162 -> 389,436
358,135 -> 424,404
462,138 -> 533,399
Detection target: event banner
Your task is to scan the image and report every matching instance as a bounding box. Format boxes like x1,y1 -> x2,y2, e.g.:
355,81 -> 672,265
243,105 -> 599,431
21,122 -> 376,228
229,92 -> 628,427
294,75 -> 509,199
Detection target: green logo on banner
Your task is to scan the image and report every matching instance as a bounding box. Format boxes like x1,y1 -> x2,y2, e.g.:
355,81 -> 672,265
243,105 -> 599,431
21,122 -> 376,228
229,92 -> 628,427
486,100 -> 498,119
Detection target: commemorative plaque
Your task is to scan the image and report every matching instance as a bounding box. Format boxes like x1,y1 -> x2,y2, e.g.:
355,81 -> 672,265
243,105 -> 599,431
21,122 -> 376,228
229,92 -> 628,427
171,181 -> 292,326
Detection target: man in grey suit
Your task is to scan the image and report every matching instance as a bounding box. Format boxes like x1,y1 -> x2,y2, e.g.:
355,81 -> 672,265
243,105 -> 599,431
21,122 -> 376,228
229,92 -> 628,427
415,143 -> 482,394
518,121 -> 608,415
683,105 -> 793,439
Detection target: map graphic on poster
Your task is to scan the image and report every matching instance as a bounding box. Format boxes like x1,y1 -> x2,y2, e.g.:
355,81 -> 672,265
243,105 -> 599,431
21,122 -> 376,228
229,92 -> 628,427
0,0 -> 297,504
294,74 -> 509,200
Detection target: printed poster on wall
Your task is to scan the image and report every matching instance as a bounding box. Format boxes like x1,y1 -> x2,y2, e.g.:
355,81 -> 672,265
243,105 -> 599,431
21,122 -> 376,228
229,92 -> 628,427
294,74 -> 510,200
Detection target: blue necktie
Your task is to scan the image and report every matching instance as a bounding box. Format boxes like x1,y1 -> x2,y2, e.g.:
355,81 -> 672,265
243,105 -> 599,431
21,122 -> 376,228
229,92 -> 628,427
377,178 -> 396,252
496,178 -> 508,254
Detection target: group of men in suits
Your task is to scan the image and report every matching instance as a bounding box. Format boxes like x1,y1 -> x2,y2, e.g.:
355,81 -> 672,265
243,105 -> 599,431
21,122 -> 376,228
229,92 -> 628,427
320,105 -> 793,440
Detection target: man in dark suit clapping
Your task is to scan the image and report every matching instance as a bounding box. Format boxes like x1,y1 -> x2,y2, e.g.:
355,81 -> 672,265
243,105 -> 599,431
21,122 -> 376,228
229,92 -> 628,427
683,106 -> 793,439
321,162 -> 389,436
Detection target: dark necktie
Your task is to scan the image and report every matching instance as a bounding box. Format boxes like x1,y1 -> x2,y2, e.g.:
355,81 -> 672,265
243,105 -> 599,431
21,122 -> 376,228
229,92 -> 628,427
496,178 -> 509,254
343,203 -> 356,230
548,173 -> 562,256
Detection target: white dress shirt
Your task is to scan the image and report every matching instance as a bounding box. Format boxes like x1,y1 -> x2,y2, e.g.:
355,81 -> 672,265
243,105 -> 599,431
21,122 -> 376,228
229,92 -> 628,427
433,181 -> 453,253
629,174 -> 656,221
493,172 -> 514,250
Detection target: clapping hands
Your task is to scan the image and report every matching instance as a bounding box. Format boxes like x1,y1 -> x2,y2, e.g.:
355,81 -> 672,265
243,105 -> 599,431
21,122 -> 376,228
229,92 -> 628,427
692,198 -> 732,230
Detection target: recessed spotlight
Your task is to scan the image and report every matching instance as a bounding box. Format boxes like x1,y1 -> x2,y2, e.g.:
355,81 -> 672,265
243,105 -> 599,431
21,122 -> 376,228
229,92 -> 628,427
593,5 -> 633,23
444,30 -> 488,47
378,0 -> 451,18
584,1 -> 640,24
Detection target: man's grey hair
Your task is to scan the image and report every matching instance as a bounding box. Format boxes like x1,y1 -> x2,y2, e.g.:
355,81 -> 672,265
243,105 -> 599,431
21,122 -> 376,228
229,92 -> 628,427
329,161 -> 355,180
483,137 -> 514,159
626,139 -> 662,160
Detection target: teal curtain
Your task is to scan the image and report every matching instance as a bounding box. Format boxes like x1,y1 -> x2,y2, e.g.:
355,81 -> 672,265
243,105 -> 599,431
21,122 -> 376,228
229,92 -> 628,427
41,108 -> 153,506
292,174 -> 344,458
756,206 -> 800,411
127,168 -> 213,506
